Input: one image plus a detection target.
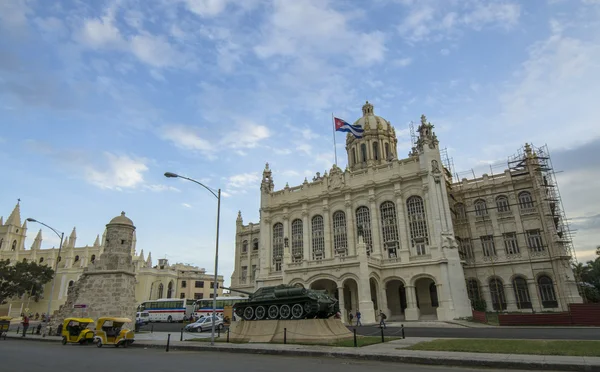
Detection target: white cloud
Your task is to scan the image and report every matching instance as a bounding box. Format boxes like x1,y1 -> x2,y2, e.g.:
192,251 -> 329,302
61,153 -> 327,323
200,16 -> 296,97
182,203 -> 192,208
160,125 -> 215,153
225,172 -> 261,194
183,0 -> 231,17
84,153 -> 148,190
393,58 -> 413,67
0,0 -> 31,30
78,16 -> 124,49
221,120 -> 270,149
143,184 -> 180,192
130,34 -> 181,68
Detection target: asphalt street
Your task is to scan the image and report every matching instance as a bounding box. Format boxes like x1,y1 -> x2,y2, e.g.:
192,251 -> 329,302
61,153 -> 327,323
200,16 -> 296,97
143,322 -> 600,340
0,340 -> 530,372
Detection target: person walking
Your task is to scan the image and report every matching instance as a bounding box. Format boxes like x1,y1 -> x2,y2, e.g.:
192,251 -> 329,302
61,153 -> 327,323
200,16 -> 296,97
355,310 -> 362,326
379,310 -> 387,329
21,313 -> 30,337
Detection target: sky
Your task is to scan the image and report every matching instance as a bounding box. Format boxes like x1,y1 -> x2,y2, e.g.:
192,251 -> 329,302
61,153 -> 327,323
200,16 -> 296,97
1,0 -> 599,287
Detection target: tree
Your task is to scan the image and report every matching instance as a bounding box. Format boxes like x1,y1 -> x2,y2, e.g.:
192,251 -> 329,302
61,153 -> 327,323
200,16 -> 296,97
0,259 -> 54,305
573,256 -> 600,303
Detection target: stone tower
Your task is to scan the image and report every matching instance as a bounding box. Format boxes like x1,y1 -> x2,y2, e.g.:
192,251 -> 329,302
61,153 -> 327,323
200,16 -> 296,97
49,212 -> 138,329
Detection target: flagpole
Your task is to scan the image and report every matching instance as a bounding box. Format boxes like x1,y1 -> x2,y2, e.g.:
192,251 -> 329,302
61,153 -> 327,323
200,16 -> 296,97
332,113 -> 338,166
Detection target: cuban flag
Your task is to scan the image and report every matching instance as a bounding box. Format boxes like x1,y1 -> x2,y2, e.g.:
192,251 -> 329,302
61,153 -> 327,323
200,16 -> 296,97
334,117 -> 364,139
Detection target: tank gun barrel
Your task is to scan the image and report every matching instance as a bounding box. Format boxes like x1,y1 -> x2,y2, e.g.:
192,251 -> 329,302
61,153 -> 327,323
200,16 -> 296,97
223,286 -> 253,296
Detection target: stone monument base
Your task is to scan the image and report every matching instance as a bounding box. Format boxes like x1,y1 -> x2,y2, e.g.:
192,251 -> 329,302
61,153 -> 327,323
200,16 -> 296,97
228,318 -> 353,344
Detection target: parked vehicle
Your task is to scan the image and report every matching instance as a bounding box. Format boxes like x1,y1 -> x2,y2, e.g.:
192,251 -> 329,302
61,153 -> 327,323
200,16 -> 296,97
184,315 -> 224,333
0,316 -> 12,340
136,311 -> 150,326
93,317 -> 135,348
60,318 -> 95,345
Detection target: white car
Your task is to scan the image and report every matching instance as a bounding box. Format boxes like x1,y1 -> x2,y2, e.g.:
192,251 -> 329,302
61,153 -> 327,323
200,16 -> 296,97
184,316 -> 224,332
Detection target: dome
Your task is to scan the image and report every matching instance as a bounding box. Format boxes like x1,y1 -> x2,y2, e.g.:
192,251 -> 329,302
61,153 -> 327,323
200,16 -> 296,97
352,101 -> 391,131
108,211 -> 134,226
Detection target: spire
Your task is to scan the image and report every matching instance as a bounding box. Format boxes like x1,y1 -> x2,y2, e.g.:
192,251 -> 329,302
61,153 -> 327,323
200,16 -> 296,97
131,230 -> 137,256
68,227 -> 77,248
93,234 -> 100,247
22,219 -> 27,229
237,211 -> 243,223
415,114 -> 439,152
362,101 -> 374,116
139,249 -> 145,261
6,200 -> 21,226
31,229 -> 43,250
146,252 -> 152,268
261,162 -> 274,193
0,216 -> 3,226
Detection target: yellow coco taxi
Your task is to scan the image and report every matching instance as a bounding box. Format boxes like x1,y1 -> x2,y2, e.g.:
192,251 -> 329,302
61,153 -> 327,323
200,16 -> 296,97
93,317 -> 135,348
61,318 -> 95,345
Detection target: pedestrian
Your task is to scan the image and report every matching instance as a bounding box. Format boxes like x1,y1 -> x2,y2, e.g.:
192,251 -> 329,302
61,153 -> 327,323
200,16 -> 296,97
21,313 -> 30,337
379,310 -> 387,329
348,312 -> 354,325
355,310 -> 362,326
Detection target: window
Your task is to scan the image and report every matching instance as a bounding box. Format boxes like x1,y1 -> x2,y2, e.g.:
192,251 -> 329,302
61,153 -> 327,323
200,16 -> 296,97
209,293 -> 214,298
466,279 -> 481,303
496,196 -> 510,213
518,191 -> 534,209
181,280 -> 187,288
195,281 -> 204,288
513,277 -> 532,309
158,283 -> 164,299
253,238 -> 259,251
291,219 -> 303,262
355,206 -> 373,255
39,257 -> 44,263
361,143 -> 367,162
194,293 -> 203,300
352,148 -> 357,166
526,230 -> 544,252
311,215 -> 325,260
454,203 -> 466,219
503,233 -> 519,254
384,142 -> 390,160
407,196 -> 429,256
481,235 -> 496,257
11,240 -> 16,251
241,266 -> 247,283
74,255 -> 79,262
272,223 -> 283,271
373,142 -> 379,160
91,254 -> 95,263
242,240 -> 248,254
332,211 -> 348,256
538,276 -> 558,308
458,238 -> 474,260
180,293 -> 185,299
210,282 -> 217,289
167,282 -> 173,298
474,199 -> 488,217
251,265 -> 257,280
68,280 -> 74,287
380,201 -> 400,258
489,278 -> 507,310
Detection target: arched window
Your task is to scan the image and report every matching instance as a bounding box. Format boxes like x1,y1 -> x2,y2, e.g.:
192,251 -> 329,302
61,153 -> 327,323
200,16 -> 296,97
513,277 -> 532,309
272,223 -> 284,271
384,142 -> 390,159
352,148 -> 357,165
57,256 -> 62,262
407,196 -> 429,256
489,278 -> 507,311
291,219 -> 303,262
39,257 -> 44,263
373,142 -> 379,160
474,199 -> 488,217
167,281 -> 173,298
496,196 -> 510,213
68,280 -> 74,287
518,191 -> 534,209
11,240 -> 17,251
91,254 -> 96,263
74,255 -> 79,262
430,282 -> 439,307
332,211 -> 348,256
22,258 -> 27,263
158,283 -> 164,298
466,279 -> 481,303
538,275 -> 558,308
0,238 -> 3,249
242,240 -> 248,254
355,206 -> 373,255
360,143 -> 367,162
454,203 -> 466,219
252,238 -> 259,251
380,201 -> 400,258
311,215 -> 325,260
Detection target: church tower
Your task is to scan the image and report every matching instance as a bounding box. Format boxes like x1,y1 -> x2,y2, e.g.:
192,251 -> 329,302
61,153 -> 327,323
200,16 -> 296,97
0,201 -> 27,252
346,101 -> 399,171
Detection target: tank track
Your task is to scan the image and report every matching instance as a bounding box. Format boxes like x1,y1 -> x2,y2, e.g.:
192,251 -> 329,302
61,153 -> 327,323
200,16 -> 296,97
234,301 -> 326,321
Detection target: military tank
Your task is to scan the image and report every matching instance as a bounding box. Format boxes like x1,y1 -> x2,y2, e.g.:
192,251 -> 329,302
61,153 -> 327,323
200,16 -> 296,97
229,285 -> 339,321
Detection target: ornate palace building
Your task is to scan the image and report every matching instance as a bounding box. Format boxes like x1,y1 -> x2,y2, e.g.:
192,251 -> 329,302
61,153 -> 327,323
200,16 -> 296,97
230,102 -> 582,324
0,204 -> 223,318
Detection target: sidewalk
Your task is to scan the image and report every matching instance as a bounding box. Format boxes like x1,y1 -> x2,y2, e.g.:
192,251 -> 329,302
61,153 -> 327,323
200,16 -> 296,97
5,331 -> 600,371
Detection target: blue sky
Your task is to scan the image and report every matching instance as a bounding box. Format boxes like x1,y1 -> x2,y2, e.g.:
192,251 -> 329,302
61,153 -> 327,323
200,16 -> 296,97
1,0 -> 599,286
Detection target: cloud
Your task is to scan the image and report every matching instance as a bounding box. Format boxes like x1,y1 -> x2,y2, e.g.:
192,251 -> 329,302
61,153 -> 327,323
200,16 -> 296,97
84,153 -> 149,190
160,125 -> 215,153
0,0 -> 31,31
225,172 -> 261,195
183,0 -> 231,17
182,203 -> 192,208
143,184 -> 181,192
221,120 -> 270,149
393,58 -> 413,67
78,15 -> 124,49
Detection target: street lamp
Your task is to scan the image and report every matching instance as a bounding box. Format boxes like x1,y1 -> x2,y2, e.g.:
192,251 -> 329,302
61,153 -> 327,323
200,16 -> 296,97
25,218 -> 64,337
164,171 -> 221,346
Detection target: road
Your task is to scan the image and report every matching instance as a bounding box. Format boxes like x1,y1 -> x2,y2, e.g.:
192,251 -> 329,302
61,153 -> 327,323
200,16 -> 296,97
143,322 -> 600,340
1,340 -> 529,372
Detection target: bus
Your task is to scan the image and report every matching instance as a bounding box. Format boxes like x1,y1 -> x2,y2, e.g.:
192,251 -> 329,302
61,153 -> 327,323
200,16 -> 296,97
194,296 -> 249,319
138,298 -> 195,323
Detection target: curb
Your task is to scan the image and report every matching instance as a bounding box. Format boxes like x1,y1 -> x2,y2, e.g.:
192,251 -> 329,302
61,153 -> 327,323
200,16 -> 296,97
130,342 -> 600,372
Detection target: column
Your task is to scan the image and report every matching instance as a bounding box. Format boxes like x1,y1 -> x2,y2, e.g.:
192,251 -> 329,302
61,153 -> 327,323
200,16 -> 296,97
505,283 -> 518,312
369,192 -> 382,259
323,202 -> 332,259
404,285 -> 420,320
528,279 -> 542,311
338,286 -> 347,324
379,284 -> 390,318
345,197 -> 356,256
395,189 -> 410,261
302,209 -> 310,262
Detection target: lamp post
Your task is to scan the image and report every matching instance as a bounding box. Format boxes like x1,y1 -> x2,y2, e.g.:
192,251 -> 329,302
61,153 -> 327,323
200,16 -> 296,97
164,172 -> 221,346
25,218 -> 64,337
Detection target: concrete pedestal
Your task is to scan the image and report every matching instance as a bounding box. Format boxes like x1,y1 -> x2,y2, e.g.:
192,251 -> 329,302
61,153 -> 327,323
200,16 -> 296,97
228,318 -> 352,343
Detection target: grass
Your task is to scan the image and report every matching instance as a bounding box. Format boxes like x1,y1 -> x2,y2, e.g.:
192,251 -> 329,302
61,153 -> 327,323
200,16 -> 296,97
406,339 -> 600,357
187,336 -> 399,347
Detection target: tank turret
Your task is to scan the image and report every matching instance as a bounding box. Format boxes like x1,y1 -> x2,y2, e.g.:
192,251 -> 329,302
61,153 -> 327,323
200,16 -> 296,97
232,284 -> 338,321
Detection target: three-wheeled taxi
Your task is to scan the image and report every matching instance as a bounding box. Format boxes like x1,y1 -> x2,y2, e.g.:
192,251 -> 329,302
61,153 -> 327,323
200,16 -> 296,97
93,317 -> 135,348
0,316 -> 11,340
61,317 -> 95,345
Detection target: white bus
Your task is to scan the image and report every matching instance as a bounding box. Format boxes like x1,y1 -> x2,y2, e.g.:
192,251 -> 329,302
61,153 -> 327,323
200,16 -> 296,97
138,298 -> 195,323
194,296 -> 248,318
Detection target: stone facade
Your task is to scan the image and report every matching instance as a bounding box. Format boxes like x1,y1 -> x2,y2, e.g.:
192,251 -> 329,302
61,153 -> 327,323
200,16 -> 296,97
230,102 -> 582,324
49,212 -> 138,329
